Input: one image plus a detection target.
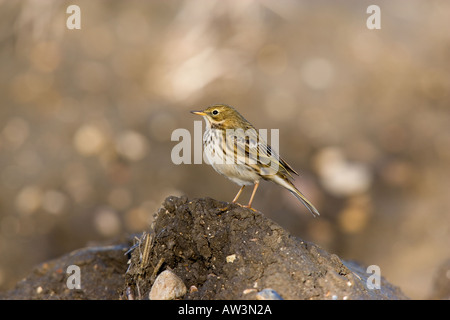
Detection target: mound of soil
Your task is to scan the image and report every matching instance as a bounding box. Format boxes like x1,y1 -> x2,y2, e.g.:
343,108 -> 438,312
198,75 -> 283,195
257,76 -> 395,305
123,196 -> 407,300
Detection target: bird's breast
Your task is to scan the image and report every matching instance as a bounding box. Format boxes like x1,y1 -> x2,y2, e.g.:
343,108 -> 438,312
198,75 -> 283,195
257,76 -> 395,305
202,129 -> 259,186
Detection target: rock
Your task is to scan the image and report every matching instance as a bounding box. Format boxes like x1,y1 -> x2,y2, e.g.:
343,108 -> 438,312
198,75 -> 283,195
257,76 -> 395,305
256,288 -> 283,300
226,254 -> 236,263
149,270 -> 187,300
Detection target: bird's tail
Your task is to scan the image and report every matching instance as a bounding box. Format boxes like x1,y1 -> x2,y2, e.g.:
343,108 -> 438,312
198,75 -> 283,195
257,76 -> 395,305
288,187 -> 320,218
270,175 -> 320,217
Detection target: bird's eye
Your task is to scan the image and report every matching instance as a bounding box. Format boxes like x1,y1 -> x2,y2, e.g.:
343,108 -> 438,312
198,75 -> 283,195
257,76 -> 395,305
212,110 -> 219,115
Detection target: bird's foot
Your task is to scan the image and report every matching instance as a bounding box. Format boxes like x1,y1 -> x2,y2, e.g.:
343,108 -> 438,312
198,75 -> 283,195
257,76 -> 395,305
242,204 -> 257,212
232,201 -> 257,212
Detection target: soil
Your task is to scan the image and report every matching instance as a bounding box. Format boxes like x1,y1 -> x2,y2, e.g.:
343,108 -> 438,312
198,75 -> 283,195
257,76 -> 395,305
1,196 -> 409,300
0,242 -> 130,299
124,196 -> 407,300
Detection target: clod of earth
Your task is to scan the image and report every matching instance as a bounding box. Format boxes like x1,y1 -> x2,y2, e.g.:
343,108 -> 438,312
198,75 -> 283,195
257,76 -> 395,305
123,196 -> 408,300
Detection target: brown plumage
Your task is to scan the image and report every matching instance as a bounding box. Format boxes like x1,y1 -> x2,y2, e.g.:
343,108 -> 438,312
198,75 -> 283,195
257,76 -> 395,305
191,104 -> 319,217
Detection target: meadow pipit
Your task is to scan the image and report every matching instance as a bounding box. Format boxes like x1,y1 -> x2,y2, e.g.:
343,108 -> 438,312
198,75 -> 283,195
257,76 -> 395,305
191,104 -> 320,217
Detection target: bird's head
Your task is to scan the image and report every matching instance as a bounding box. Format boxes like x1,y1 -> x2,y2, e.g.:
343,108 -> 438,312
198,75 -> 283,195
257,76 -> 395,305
191,104 -> 251,129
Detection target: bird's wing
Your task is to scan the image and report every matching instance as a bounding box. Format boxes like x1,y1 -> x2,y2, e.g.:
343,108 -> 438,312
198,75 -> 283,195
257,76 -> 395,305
255,140 -> 299,178
227,129 -> 298,179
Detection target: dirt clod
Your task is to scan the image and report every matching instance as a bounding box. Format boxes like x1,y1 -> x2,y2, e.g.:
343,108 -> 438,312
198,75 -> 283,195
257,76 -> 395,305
123,196 -> 408,300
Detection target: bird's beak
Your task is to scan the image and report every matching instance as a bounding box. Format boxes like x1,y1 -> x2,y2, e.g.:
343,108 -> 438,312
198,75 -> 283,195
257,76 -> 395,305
191,110 -> 207,116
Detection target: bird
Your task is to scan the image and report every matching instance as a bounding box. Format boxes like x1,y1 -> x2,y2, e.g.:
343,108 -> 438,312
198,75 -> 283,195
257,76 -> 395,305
191,104 -> 320,217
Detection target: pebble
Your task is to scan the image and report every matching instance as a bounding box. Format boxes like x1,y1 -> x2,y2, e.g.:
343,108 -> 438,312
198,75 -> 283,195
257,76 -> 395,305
189,285 -> 198,294
256,288 -> 283,300
149,270 -> 187,300
226,254 -> 236,263
243,288 -> 257,295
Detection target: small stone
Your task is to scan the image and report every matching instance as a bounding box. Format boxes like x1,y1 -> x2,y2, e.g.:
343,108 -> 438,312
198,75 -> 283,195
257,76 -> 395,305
36,286 -> 43,294
149,270 -> 187,300
226,254 -> 236,263
125,287 -> 134,300
243,288 -> 257,295
256,288 -> 283,300
189,285 -> 198,294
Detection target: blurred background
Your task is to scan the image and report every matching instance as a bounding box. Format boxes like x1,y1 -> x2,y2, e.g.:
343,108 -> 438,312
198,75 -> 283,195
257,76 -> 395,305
0,0 -> 449,299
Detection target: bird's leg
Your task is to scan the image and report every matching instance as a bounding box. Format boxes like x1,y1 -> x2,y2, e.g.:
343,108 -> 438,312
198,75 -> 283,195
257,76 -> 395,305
245,181 -> 260,209
232,185 -> 245,203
